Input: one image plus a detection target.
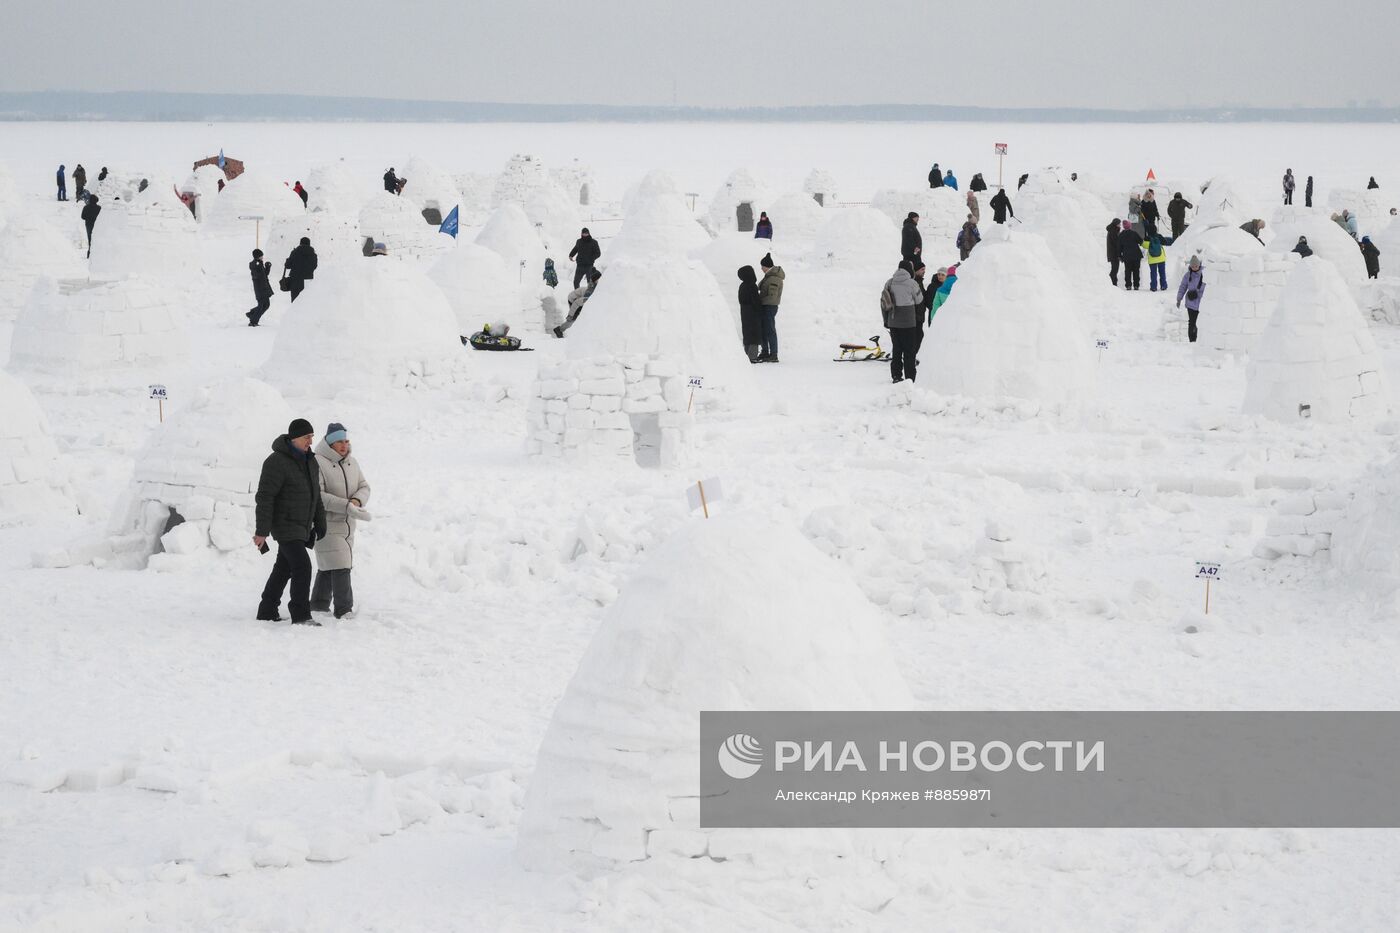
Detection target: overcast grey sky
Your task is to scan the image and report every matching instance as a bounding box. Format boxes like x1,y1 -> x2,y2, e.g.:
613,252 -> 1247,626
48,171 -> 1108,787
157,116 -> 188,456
2,0 -> 1394,109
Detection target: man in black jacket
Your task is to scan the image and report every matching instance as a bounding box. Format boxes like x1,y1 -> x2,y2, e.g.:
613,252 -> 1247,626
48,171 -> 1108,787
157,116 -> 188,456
80,195 -> 102,257
246,248 -> 273,326
1167,193 -> 1193,239
990,188 -> 1014,224
1106,219 -> 1122,286
928,163 -> 943,189
1117,223 -> 1144,290
384,167 -> 399,194
1305,175 -> 1314,208
568,228 -> 602,288
254,419 -> 327,625
901,213 -> 922,264
283,237 -> 318,302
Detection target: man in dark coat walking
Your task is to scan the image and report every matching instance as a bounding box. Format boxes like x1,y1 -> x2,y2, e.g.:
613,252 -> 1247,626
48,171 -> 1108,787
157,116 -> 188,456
1117,223 -> 1144,290
254,419 -> 327,625
990,188 -> 1014,224
568,227 -> 602,288
73,164 -> 88,199
1167,192 -> 1193,239
247,248 -> 274,326
80,195 -> 102,257
1305,176 -> 1314,208
1106,218 -> 1122,286
928,163 -> 943,189
901,213 -> 922,264
283,237 -> 318,302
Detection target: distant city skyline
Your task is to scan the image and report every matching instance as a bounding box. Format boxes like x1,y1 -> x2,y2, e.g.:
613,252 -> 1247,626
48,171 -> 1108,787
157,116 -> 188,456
3,0 -> 1394,111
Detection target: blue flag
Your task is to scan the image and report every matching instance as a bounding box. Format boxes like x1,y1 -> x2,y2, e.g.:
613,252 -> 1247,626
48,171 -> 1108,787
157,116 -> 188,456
439,205 -> 459,239
217,148 -> 226,170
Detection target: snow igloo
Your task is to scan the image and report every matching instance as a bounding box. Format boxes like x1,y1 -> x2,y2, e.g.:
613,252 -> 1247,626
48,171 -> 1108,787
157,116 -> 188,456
259,262 -> 464,399
1016,190 -> 1101,284
428,241 -> 528,334
265,211 -> 364,271
492,154 -> 553,208
870,186 -> 966,247
763,191 -> 826,241
399,156 -> 461,227
200,171 -> 305,238
607,180 -> 710,264
1162,222 -> 1290,353
10,277 -> 188,380
476,202 -> 549,277
359,191 -> 453,262
1266,207 -> 1369,291
0,213 -> 85,322
516,516 -> 913,875
803,169 -> 837,207
550,160 -> 596,207
0,368 -> 73,526
806,207 -> 898,269
305,161 -> 370,216
1242,260 -> 1389,423
87,184 -> 202,289
104,378 -> 294,569
703,168 -> 775,235
923,227 -> 1093,405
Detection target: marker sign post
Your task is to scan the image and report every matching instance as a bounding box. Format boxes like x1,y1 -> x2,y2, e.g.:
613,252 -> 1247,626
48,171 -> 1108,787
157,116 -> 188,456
149,384 -> 168,423
1095,339 -> 1109,364
687,376 -> 704,414
237,214 -> 265,249
1194,561 -> 1221,614
686,476 -> 723,519
994,142 -> 1008,187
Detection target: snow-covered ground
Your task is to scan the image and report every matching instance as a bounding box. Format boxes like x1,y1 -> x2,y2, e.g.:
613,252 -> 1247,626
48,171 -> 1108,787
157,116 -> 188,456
3,122 -> 1400,931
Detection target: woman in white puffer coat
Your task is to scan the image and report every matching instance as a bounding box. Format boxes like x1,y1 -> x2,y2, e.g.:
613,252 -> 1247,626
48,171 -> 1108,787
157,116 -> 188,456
310,422 -> 371,618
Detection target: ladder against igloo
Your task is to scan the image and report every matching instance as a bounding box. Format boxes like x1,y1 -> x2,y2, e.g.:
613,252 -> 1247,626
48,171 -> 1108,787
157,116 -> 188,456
1242,259 -> 1390,423
104,378 -> 294,568
0,368 -> 73,526
516,517 -> 913,874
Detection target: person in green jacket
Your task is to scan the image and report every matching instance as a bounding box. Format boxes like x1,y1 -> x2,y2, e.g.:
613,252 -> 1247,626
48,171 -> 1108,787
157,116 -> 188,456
253,419 -> 327,626
1143,232 -> 1169,292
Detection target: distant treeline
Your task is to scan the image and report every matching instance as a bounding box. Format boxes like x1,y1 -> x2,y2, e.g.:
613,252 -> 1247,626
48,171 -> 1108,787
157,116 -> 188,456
3,91 -> 1399,124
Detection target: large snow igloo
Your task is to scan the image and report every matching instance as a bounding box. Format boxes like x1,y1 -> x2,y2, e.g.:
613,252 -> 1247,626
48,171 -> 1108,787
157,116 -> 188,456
0,367 -> 73,525
703,168 -> 775,235
1162,222 -> 1290,353
1242,259 -> 1389,423
105,378 -> 294,568
923,227 -> 1093,406
200,171 -> 306,238
87,184 -> 202,290
259,262 -> 464,399
0,213 -> 85,322
358,191 -> 453,263
516,517 -> 913,875
428,241 -> 527,334
9,276 -> 188,381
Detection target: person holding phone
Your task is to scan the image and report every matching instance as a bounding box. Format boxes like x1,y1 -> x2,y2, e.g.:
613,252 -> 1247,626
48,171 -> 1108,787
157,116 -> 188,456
253,419 -> 326,625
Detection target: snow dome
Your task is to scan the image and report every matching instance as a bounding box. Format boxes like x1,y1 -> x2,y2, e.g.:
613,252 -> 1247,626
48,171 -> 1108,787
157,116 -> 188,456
492,154 -> 553,208
259,262 -> 463,398
523,184 -> 583,255
1327,188 -> 1387,238
0,214 -> 85,322
200,171 -> 305,238
1163,222 -> 1290,353
922,228 -> 1093,405
304,161 -> 370,215
550,160 -> 596,207
0,367 -> 73,526
517,516 -> 912,874
10,277 -> 188,379
803,168 -> 838,206
88,183 -> 202,288
763,190 -> 826,241
703,168 -> 776,235
475,202 -> 548,276
359,191 -> 453,262
870,186 -> 966,246
399,156 -> 461,225
427,241 -> 522,334
807,206 -> 898,269
1242,260 -> 1388,423
106,378 -> 294,568
1016,191 -> 1100,284
692,232 -> 777,330
1266,207 -> 1368,290
607,175 -> 710,264
265,211 -> 364,271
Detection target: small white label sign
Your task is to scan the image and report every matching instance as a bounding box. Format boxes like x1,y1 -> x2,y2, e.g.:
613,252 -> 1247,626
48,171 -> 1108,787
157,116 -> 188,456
148,384 -> 168,400
1096,339 -> 1110,350
1194,561 -> 1221,580
688,376 -> 704,389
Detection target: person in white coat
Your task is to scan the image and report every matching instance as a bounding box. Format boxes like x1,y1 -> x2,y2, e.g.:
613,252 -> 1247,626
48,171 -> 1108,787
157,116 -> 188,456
310,422 -> 371,618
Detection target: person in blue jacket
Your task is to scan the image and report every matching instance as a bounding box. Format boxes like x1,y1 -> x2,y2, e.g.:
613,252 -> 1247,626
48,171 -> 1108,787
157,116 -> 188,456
943,169 -> 959,191
929,265 -> 959,322
56,164 -> 67,201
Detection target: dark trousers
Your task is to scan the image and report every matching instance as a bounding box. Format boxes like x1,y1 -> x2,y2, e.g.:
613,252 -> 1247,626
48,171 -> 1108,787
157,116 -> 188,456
1284,190 -> 1293,205
310,569 -> 353,616
1187,308 -> 1199,343
1149,263 -> 1167,290
573,262 -> 594,288
85,223 -> 95,258
258,539 -> 313,621
249,293 -> 271,325
288,279 -> 305,302
57,185 -> 66,201
1305,193 -> 1312,208
761,306 -> 779,358
1171,221 -> 1185,239
890,326 -> 923,382
1108,257 -> 1120,286
1123,260 -> 1141,290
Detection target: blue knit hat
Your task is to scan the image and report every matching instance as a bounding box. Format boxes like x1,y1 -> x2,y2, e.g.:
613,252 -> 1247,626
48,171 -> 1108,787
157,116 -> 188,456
325,422 -> 348,444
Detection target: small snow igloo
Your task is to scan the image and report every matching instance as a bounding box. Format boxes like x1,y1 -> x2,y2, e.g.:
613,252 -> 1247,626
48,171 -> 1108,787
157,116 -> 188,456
399,156 -> 462,227
9,276 -> 188,381
476,202 -> 548,280
492,154 -> 554,208
1242,259 -> 1389,423
88,184 -> 202,289
763,191 -> 826,241
1162,223 -> 1290,353
870,186 -> 966,250
359,191 -> 453,263
259,262 -> 464,399
923,227 -> 1093,406
551,160 -> 596,207
1016,190 -> 1101,284
305,161 -> 371,216
1266,207 -> 1369,292
523,184 -> 583,255
0,368 -> 73,526
200,171 -> 306,238
428,241 -> 524,334
266,211 -> 364,271
106,378 -> 293,568
703,168 -> 775,235
517,516 -> 913,875
806,206 -> 898,269
0,214 -> 85,322
608,175 -> 711,264
803,169 -> 837,207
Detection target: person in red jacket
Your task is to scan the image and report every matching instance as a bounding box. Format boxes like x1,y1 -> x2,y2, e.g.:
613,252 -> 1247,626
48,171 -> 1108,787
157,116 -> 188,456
293,181 -> 308,207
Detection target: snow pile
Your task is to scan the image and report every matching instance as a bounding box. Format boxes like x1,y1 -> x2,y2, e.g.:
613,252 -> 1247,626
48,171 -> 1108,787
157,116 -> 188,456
427,241 -> 523,334
703,168 -> 775,235
1163,223 -> 1289,353
763,191 -> 826,240
516,516 -> 912,874
358,191 -> 452,262
492,154 -> 553,208
923,227 -> 1093,405
105,378 -> 294,568
803,169 -> 838,206
606,174 -> 710,264
9,277 -> 188,378
0,367 -> 73,525
265,211 -> 364,271
399,156 -> 461,221
259,262 -> 464,398
1242,260 -> 1388,423
88,184 -> 202,288
807,207 -> 898,269
305,161 -> 370,215
870,187 -> 966,245
523,184 -> 583,255
0,213 -> 85,322
1266,206 -> 1368,290
550,160 -> 596,206
1016,190 -> 1101,284
200,172 -> 305,237
475,202 -> 548,278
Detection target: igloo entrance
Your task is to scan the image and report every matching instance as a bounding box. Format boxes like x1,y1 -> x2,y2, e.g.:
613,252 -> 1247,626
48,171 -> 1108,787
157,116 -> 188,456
736,201 -> 754,232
